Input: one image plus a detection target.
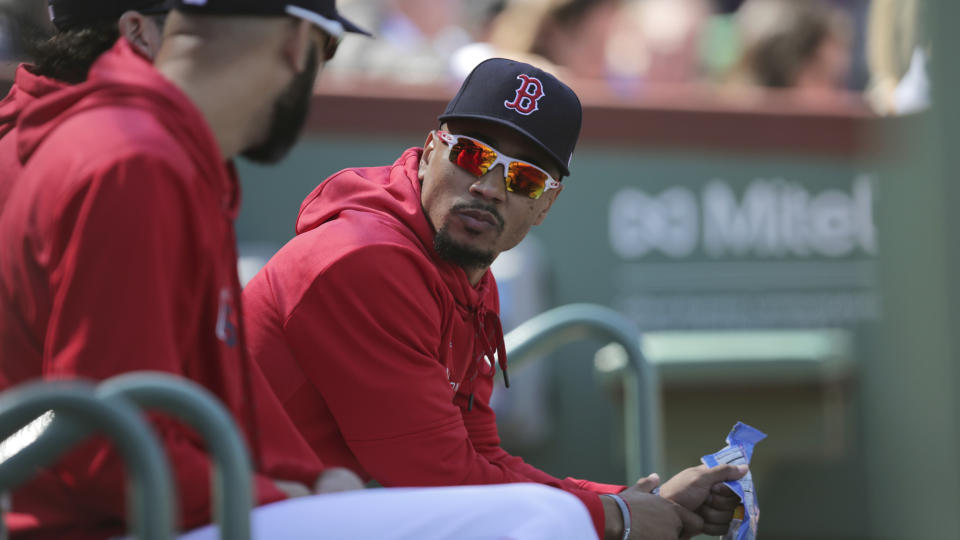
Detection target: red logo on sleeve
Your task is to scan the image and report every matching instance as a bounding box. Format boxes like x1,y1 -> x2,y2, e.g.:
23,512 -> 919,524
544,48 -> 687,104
504,74 -> 545,116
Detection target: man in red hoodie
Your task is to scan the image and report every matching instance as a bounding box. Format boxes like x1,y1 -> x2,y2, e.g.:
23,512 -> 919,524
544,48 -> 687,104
0,0 -> 171,211
0,1 -> 603,539
0,1 -> 357,537
243,58 -> 749,540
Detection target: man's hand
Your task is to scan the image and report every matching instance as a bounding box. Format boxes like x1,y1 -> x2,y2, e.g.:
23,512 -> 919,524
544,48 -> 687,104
698,483 -> 743,536
602,473 -> 704,540
272,467 -> 365,499
313,467 -> 365,494
272,479 -> 311,499
658,464 -> 748,535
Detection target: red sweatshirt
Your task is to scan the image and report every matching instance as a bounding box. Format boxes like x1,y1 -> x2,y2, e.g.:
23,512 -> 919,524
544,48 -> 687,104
0,64 -> 67,212
243,148 -> 625,539
0,39 -> 325,539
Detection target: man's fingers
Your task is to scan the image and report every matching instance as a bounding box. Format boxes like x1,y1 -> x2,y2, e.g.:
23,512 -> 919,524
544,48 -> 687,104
699,504 -> 735,525
699,463 -> 749,485
706,481 -> 742,510
272,479 -> 311,499
313,467 -> 365,494
705,488 -> 741,511
701,521 -> 733,536
633,472 -> 661,492
711,482 -> 737,496
676,502 -> 704,538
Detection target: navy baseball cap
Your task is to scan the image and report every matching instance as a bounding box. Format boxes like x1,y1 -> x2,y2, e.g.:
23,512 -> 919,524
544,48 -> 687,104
439,58 -> 582,177
49,0 -> 175,31
174,0 -> 370,39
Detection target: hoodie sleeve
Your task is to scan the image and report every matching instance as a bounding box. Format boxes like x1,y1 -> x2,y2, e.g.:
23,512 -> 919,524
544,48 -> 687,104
40,155 -> 285,529
461,371 -> 626,535
280,244 -> 611,539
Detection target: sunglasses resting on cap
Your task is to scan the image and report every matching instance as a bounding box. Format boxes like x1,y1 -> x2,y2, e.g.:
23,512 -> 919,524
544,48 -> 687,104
436,130 -> 561,200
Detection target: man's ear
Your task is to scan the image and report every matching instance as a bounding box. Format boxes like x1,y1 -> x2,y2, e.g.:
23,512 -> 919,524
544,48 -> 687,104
418,131 -> 437,181
281,19 -> 314,73
533,184 -> 563,226
118,11 -> 162,59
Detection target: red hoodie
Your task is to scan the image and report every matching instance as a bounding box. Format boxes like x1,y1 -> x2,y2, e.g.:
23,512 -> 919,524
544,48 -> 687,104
0,64 -> 67,212
243,148 -> 625,539
0,39 -> 325,539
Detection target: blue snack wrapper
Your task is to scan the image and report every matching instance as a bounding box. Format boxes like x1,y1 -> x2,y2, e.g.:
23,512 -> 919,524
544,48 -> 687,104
701,422 -> 767,540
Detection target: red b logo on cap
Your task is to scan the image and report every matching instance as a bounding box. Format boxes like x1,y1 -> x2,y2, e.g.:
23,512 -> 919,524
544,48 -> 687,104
504,74 -> 545,116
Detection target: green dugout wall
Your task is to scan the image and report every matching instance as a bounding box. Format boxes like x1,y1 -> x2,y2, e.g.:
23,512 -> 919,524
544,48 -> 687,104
235,3 -> 960,532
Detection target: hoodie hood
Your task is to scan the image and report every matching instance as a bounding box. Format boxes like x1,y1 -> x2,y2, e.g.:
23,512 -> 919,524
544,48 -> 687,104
0,64 -> 67,139
16,39 -> 237,216
295,148 -> 509,392
296,147 -> 498,311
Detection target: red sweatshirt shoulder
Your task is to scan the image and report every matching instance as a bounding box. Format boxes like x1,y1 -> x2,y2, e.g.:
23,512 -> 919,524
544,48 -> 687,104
31,105 -> 195,182
255,206 -> 442,324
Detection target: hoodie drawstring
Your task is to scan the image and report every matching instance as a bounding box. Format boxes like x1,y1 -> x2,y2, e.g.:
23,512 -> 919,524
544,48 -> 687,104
465,306 -> 509,411
481,308 -> 509,389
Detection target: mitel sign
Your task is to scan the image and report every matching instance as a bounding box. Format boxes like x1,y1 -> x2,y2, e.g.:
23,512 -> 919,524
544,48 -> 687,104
609,176 -> 877,259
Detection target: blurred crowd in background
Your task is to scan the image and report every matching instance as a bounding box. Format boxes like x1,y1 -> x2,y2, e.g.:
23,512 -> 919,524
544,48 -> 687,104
0,0 -> 931,114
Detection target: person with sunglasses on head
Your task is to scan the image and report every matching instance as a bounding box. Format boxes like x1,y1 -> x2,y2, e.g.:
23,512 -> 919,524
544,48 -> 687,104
0,1 -> 602,538
243,58 -> 749,540
0,0 -> 172,212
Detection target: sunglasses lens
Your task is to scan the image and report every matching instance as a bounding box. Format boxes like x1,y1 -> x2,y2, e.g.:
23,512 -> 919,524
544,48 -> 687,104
450,138 -> 497,177
506,163 -> 549,199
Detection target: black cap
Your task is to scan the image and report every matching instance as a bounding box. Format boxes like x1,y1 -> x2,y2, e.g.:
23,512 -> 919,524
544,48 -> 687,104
173,0 -> 370,38
49,0 -> 175,32
439,58 -> 582,177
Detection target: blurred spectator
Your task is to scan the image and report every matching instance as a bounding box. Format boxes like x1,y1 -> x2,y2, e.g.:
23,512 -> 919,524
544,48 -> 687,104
727,0 -> 853,99
487,0 -> 622,79
316,0 -> 872,106
459,0 -> 507,43
313,0 -> 873,113
605,0 -> 711,85
831,0 -> 871,91
327,0 -> 474,83
866,0 -> 929,114
715,0 -> 747,13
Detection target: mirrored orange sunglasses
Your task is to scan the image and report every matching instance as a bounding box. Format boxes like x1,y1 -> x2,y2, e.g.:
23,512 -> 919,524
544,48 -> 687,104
436,130 -> 561,200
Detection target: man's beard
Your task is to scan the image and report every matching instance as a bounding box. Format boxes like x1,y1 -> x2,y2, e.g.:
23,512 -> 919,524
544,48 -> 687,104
433,202 -> 503,270
242,45 -> 319,164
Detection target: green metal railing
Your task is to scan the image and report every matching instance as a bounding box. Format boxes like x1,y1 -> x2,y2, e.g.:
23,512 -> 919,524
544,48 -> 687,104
0,373 -> 253,540
100,373 -> 252,540
504,303 -> 662,482
0,381 -> 175,540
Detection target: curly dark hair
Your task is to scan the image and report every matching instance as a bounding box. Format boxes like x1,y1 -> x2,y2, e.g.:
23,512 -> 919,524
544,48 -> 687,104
29,19 -> 121,84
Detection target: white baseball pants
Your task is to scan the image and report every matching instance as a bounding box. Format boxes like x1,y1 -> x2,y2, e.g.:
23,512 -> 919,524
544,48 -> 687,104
175,483 -> 597,540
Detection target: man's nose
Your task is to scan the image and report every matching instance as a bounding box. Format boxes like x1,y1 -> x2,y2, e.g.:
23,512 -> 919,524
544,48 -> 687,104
469,165 -> 507,202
